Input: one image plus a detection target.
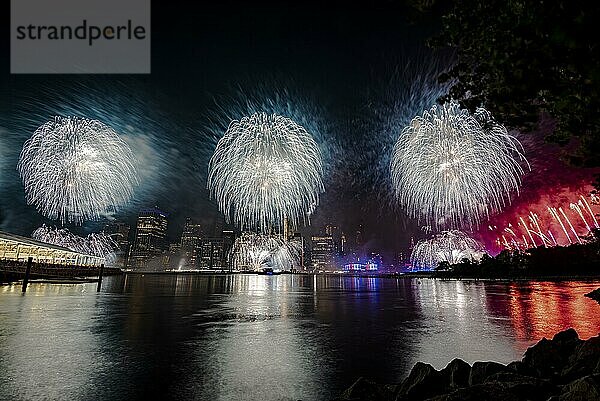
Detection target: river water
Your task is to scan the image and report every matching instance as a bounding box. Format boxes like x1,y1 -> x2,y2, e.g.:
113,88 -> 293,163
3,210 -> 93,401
0,274 -> 599,400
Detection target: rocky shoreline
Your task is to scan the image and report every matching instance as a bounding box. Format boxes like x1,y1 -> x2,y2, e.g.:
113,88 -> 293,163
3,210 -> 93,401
336,328 -> 600,401
585,288 -> 600,304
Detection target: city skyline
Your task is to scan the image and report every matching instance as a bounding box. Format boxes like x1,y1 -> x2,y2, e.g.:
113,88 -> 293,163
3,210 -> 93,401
106,206 -> 399,272
0,1 -> 598,269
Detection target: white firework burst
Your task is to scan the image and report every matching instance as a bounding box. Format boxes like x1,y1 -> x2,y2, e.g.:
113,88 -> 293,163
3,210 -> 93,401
208,112 -> 323,232
18,116 -> 138,224
230,232 -> 301,271
411,230 -> 485,270
32,224 -> 118,264
391,101 -> 528,230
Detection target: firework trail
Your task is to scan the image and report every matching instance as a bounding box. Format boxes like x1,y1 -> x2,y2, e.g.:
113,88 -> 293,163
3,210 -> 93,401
391,101 -> 529,230
32,224 -> 117,263
18,116 -> 138,224
208,112 -> 324,232
410,230 -> 485,270
229,232 -> 301,271
492,192 -> 599,251
580,195 -> 599,228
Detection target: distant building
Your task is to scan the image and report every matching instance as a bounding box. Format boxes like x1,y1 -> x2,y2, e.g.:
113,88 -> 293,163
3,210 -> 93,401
213,215 -> 225,237
180,217 -> 203,268
311,235 -> 335,271
199,237 -> 226,270
166,242 -> 185,270
355,224 -> 364,251
104,221 -> 131,268
128,207 -> 169,270
282,217 -> 295,241
340,233 -> 347,257
222,230 -> 235,269
292,232 -> 305,270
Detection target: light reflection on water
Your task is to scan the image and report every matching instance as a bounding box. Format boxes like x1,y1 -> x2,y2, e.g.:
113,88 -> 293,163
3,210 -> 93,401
0,275 -> 598,400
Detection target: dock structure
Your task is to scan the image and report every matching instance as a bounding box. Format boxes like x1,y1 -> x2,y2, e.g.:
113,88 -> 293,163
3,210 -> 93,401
0,231 -> 120,285
0,231 -> 104,266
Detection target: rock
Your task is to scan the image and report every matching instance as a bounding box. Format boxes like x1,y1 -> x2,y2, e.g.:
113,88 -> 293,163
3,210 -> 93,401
427,373 -> 557,401
562,335 -> 600,381
584,288 -> 600,304
336,377 -> 396,401
439,359 -> 471,389
522,329 -> 582,380
469,361 -> 508,385
424,383 -> 516,401
483,372 -> 557,400
507,360 -> 531,376
553,329 -> 581,345
397,362 -> 445,400
557,374 -> 600,401
337,329 -> 600,401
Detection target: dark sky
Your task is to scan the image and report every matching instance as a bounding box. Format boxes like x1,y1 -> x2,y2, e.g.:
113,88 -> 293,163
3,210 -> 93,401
1,1 -> 451,260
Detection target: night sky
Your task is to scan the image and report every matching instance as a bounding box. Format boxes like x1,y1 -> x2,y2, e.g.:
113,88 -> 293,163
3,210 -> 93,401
1,1 -> 598,260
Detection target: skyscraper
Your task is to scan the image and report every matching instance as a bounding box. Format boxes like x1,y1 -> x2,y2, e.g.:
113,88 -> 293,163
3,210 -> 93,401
222,230 -> 235,270
199,237 -> 226,270
128,207 -> 169,270
311,235 -> 335,271
180,217 -> 203,268
292,232 -> 305,271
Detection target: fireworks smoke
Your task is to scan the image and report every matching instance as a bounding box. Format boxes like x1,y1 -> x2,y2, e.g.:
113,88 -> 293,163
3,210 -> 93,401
391,101 -> 528,230
32,224 -> 118,263
230,232 -> 301,271
208,112 -> 324,232
18,116 -> 137,224
411,230 -> 485,270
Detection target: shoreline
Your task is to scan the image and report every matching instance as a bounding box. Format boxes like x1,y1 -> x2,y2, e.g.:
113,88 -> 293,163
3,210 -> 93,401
336,328 -> 600,401
113,270 -> 600,282
4,268 -> 600,285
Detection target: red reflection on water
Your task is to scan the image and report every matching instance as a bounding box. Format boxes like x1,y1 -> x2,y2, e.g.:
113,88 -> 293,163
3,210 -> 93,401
506,282 -> 600,341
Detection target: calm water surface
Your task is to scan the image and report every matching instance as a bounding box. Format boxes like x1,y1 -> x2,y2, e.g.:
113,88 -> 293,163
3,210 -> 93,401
0,275 -> 599,400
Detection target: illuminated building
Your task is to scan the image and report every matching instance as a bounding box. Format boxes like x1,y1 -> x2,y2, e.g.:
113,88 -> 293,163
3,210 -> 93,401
343,254 -> 380,272
0,231 -> 103,266
180,217 -> 203,268
343,261 -> 378,272
311,235 -> 334,271
128,207 -> 169,270
199,237 -> 226,270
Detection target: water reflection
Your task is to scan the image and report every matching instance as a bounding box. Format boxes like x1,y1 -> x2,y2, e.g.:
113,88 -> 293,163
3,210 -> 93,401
0,276 -> 598,400
505,281 -> 600,341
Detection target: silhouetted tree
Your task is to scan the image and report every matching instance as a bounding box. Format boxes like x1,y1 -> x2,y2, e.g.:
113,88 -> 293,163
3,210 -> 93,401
409,0 -> 600,171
